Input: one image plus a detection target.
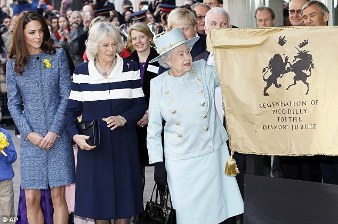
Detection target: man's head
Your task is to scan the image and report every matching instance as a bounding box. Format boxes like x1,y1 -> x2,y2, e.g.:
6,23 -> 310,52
255,6 -> 275,27
71,11 -> 82,25
121,0 -> 133,13
203,0 -> 221,8
191,3 -> 210,35
302,1 -> 329,26
289,0 -> 309,26
204,7 -> 230,33
167,8 -> 197,39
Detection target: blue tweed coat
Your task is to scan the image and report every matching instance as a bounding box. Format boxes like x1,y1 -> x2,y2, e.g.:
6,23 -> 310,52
6,48 -> 75,189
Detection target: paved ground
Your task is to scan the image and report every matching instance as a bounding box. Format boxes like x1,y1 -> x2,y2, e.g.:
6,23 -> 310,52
2,124 -> 156,219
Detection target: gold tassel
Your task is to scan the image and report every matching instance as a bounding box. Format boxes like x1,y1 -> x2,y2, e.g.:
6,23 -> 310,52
225,150 -> 240,176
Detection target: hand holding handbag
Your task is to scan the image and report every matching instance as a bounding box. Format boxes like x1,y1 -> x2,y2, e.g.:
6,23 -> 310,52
77,120 -> 101,146
143,184 -> 176,224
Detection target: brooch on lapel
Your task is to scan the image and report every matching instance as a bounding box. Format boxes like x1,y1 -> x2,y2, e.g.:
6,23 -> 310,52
43,59 -> 52,69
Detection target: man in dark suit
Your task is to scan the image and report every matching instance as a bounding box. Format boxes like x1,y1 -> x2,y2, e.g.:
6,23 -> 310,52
194,7 -> 230,62
167,7 -> 206,60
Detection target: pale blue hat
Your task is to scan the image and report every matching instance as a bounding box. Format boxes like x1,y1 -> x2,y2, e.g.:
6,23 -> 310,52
150,28 -> 199,63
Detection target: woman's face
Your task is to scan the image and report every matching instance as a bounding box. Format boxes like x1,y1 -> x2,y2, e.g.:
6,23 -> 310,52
147,13 -> 155,23
24,20 -> 44,55
124,11 -> 132,22
97,35 -> 118,64
111,17 -> 120,27
167,44 -> 192,76
3,18 -> 11,28
51,18 -> 58,30
58,16 -> 68,29
131,30 -> 151,53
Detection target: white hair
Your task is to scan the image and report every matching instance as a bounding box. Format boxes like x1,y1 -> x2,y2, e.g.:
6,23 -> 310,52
205,7 -> 231,29
86,22 -> 124,60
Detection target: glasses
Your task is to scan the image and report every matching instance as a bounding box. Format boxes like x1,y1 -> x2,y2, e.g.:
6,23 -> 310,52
289,9 -> 302,15
197,15 -> 205,21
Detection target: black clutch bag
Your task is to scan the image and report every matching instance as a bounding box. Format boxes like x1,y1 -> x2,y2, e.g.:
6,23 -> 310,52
78,120 -> 101,146
143,184 -> 176,224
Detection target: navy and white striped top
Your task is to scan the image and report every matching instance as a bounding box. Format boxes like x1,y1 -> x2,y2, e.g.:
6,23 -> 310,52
66,54 -> 146,138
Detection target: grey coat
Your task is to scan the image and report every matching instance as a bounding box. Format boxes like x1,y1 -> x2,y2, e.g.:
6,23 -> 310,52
6,48 -> 75,189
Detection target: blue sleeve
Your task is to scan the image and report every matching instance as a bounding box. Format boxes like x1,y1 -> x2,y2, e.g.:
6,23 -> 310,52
65,69 -> 83,139
50,49 -> 72,135
6,60 -> 33,140
65,96 -> 82,139
0,131 -> 17,164
147,78 -> 164,164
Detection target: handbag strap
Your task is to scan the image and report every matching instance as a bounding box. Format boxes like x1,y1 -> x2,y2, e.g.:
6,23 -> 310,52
149,183 -> 157,202
165,185 -> 174,209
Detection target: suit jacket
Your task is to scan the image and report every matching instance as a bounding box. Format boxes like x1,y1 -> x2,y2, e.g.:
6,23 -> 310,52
147,60 -> 228,163
191,33 -> 207,60
194,50 -> 210,61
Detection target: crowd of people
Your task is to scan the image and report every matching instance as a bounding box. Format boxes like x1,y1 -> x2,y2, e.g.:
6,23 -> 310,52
0,0 -> 335,224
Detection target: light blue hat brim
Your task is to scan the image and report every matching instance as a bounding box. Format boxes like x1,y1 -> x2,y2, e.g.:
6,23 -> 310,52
149,35 -> 200,63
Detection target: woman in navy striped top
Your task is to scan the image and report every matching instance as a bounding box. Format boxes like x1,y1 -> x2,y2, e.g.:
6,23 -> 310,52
65,22 -> 146,224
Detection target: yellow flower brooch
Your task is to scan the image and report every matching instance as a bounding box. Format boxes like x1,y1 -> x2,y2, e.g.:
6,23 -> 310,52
43,59 -> 52,69
0,132 -> 9,156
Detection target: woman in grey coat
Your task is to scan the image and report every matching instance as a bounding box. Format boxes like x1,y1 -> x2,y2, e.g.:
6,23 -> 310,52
6,11 -> 74,224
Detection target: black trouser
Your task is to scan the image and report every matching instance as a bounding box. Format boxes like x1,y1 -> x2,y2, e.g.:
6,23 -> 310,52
280,156 -> 321,182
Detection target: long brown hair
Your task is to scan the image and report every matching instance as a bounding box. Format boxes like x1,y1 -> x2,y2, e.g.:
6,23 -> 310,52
9,11 -> 56,74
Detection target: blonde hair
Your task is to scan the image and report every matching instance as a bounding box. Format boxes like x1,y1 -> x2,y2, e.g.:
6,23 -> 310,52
86,22 -> 124,60
126,22 -> 154,51
167,8 -> 197,30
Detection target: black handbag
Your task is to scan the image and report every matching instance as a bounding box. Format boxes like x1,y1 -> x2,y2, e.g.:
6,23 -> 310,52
143,184 -> 176,224
78,120 -> 101,146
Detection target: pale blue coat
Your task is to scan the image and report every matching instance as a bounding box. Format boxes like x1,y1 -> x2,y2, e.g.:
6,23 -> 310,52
147,60 -> 243,223
6,48 -> 75,189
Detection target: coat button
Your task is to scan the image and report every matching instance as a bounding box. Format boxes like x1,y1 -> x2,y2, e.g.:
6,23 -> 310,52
200,102 -> 206,106
176,122 -> 181,126
204,127 -> 209,131
171,110 -> 176,114
164,91 -> 170,95
177,133 -> 183,138
202,114 -> 207,119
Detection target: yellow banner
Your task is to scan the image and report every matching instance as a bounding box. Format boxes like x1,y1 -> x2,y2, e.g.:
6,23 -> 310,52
209,27 -> 338,156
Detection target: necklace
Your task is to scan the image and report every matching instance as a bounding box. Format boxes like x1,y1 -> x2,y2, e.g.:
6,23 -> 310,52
95,59 -> 116,78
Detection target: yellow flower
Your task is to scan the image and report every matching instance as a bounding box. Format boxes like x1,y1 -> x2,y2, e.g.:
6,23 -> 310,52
43,59 -> 52,69
0,132 -> 9,156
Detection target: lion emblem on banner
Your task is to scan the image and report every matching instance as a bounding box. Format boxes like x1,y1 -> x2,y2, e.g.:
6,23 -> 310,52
262,37 -> 314,96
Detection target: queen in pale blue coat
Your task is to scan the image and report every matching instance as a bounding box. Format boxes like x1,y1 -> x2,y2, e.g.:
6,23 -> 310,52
6,11 -> 74,224
147,29 -> 244,224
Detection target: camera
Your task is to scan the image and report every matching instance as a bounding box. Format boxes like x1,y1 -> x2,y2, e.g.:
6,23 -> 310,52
0,24 -> 8,35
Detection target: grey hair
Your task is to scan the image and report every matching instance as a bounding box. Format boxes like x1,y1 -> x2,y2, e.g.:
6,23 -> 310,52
191,2 -> 211,11
302,0 -> 329,15
86,22 -> 124,60
158,51 -> 172,68
205,7 -> 230,28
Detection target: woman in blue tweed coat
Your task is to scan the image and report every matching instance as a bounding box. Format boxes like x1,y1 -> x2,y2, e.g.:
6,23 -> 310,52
6,11 -> 74,224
